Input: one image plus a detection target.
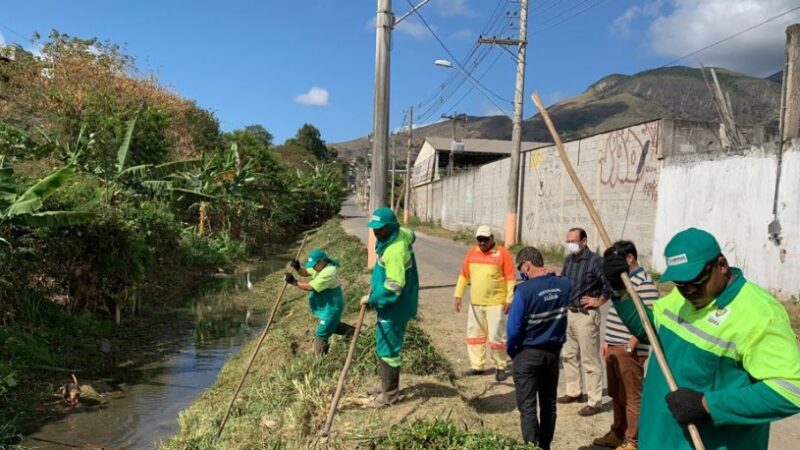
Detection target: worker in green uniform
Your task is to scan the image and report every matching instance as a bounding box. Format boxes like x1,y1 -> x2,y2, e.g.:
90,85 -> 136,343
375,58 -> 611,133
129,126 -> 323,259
360,206 -> 419,408
285,248 -> 354,355
603,228 -> 800,450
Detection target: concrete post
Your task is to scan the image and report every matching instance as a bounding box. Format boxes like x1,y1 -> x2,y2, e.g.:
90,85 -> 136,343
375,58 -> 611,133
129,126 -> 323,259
782,24 -> 800,144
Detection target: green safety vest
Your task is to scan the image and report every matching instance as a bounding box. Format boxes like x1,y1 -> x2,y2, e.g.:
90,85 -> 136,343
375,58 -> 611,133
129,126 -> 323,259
614,268 -> 800,449
307,265 -> 344,321
368,227 -> 419,323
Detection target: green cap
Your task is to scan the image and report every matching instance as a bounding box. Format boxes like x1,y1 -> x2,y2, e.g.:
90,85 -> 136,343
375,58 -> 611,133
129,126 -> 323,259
660,228 -> 721,282
366,206 -> 398,229
305,248 -> 328,269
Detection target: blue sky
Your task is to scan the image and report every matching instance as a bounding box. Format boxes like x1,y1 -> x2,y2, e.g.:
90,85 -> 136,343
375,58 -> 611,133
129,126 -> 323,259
2,1 -> 799,144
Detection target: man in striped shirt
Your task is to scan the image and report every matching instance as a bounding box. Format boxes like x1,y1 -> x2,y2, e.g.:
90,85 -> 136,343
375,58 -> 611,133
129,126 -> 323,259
592,240 -> 658,450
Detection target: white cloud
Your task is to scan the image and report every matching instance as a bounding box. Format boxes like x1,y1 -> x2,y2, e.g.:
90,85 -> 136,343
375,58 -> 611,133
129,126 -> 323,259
483,103 -> 508,117
435,0 -> 475,18
449,28 -> 474,41
396,19 -> 429,40
294,87 -> 330,106
611,1 -> 665,37
365,16 -> 430,40
616,0 -> 800,76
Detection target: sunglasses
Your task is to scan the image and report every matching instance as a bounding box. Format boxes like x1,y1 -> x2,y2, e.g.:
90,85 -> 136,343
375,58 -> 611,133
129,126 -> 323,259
477,236 -> 491,243
673,261 -> 715,288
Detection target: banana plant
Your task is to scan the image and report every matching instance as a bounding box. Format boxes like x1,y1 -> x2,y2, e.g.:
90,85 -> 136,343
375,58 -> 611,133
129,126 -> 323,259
0,156 -> 92,249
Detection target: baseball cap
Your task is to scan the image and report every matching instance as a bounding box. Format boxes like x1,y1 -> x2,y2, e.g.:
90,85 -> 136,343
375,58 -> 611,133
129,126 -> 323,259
661,228 -> 721,282
305,248 -> 328,269
475,225 -> 493,238
366,206 -> 398,229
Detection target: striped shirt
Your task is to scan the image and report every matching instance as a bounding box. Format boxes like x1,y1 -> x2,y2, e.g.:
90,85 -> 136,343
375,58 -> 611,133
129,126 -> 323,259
561,248 -> 612,308
605,267 -> 658,355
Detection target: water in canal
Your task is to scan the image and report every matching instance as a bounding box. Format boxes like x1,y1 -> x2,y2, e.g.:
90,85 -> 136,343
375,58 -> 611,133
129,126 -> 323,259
22,257 -> 289,450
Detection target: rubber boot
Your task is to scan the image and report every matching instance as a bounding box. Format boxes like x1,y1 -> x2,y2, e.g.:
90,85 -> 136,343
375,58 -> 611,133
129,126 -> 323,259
312,337 -> 330,355
334,322 -> 355,339
366,359 -> 400,408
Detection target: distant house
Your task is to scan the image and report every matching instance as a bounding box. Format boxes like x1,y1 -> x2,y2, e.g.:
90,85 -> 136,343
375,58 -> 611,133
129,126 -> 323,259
411,136 -> 549,186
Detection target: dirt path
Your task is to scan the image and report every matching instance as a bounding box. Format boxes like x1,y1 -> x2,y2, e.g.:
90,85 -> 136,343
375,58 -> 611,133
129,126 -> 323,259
340,196 -> 798,449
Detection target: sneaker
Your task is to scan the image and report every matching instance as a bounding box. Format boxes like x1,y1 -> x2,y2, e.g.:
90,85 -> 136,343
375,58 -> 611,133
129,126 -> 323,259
461,368 -> 486,377
495,368 -> 508,382
614,441 -> 637,450
557,394 -> 583,404
578,405 -> 603,417
592,430 -> 624,448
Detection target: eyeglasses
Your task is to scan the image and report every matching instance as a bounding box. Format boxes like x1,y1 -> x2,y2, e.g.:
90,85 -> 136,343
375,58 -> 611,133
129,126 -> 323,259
673,262 -> 715,288
476,236 -> 490,243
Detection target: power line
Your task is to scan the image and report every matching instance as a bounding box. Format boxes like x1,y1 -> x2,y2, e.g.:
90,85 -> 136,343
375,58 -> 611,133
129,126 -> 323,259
659,5 -> 800,68
413,0 -> 511,113
0,22 -> 30,42
406,0 -> 513,118
531,0 -> 610,35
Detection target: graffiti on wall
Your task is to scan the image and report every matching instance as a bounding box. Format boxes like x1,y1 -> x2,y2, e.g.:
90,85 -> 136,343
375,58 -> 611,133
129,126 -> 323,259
598,122 -> 660,201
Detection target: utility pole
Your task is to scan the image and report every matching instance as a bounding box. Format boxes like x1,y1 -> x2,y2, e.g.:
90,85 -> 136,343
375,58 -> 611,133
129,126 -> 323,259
403,106 -> 413,224
390,135 -> 396,210
441,112 -> 466,176
479,0 -> 528,246
367,0 -> 392,268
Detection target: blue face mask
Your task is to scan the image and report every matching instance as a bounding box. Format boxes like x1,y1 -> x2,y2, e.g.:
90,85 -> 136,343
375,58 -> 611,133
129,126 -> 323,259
520,272 -> 529,281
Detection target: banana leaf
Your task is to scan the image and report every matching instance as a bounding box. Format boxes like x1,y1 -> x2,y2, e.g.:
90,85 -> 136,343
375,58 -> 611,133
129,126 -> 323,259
11,211 -> 93,227
4,165 -> 75,218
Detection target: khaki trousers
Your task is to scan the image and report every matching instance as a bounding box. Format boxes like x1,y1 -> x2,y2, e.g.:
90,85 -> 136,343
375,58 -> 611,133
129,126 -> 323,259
607,344 -> 644,444
466,304 -> 508,370
562,309 -> 603,407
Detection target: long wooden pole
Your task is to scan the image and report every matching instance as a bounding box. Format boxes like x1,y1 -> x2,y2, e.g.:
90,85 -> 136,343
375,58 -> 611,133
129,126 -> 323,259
531,92 -> 706,450
320,301 -> 369,437
215,233 -> 310,441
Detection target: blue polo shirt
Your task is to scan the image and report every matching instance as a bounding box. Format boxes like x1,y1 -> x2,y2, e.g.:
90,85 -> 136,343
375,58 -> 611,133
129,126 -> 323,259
506,274 -> 572,358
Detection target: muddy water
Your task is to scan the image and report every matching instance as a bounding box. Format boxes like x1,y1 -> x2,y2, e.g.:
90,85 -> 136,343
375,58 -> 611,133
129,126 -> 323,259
22,259 -> 289,450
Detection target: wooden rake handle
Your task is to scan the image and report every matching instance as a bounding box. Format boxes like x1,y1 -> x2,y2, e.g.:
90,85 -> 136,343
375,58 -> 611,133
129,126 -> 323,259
531,92 -> 706,450
215,233 -> 311,441
320,300 -> 369,437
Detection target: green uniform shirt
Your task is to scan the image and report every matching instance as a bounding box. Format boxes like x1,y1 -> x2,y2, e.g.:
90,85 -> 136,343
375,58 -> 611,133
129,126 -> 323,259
613,268 -> 800,450
368,227 -> 419,323
307,265 -> 344,322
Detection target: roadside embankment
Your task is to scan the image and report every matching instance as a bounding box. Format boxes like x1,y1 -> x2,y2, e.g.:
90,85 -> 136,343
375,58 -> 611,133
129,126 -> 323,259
161,219 -> 537,450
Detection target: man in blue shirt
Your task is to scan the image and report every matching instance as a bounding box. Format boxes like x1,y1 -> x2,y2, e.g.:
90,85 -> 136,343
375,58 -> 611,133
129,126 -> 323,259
507,247 -> 572,450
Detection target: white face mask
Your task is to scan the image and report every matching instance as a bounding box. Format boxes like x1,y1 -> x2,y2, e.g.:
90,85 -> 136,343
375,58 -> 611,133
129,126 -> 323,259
565,242 -> 581,255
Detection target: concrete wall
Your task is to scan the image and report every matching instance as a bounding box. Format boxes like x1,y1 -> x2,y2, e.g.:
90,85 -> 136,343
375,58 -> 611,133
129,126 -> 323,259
652,142 -> 800,297
518,121 -> 661,262
413,120 -> 663,264
411,119 -> 795,296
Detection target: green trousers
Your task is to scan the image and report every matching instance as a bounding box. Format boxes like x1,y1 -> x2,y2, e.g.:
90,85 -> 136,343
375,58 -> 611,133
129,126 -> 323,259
375,318 -> 409,368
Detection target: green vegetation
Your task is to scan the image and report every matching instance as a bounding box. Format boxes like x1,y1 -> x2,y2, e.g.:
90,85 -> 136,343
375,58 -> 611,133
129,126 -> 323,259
373,420 -> 539,450
0,31 -> 346,446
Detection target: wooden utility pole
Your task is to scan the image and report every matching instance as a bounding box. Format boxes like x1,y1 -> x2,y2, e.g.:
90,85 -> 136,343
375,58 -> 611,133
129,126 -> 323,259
403,106 -> 413,224
479,0 -> 528,246
782,24 -> 800,144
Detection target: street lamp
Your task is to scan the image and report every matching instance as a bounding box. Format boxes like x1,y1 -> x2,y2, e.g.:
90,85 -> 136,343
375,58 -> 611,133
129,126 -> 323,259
433,59 -> 511,118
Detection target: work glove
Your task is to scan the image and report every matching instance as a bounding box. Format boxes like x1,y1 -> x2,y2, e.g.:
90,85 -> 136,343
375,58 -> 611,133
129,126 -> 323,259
283,272 -> 297,286
603,248 -> 629,292
665,388 -> 710,425
289,259 -> 301,271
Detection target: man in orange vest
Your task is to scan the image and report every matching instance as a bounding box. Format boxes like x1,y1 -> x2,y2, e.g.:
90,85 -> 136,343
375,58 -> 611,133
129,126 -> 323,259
454,225 -> 516,381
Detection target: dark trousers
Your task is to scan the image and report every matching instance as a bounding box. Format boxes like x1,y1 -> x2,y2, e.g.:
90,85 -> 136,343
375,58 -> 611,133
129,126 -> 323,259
512,347 -> 560,450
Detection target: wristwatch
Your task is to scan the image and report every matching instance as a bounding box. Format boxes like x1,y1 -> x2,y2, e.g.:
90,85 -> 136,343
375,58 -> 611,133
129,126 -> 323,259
625,344 -> 634,354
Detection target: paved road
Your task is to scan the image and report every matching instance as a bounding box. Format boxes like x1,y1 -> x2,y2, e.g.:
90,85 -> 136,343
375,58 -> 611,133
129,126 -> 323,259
340,196 -> 798,449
